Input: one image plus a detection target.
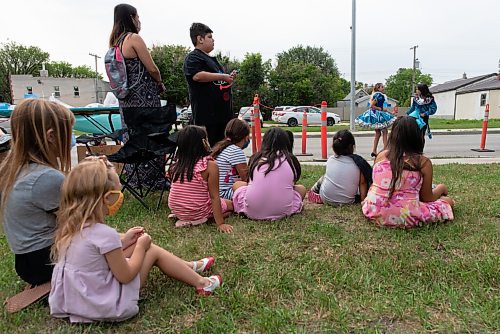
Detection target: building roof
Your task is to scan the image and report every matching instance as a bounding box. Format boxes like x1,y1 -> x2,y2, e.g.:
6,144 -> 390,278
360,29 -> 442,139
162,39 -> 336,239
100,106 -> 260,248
456,75 -> 500,94
341,88 -> 369,101
430,73 -> 497,94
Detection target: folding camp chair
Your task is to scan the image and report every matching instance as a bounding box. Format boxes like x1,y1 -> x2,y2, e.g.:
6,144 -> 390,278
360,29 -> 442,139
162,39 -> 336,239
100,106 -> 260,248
107,104 -> 177,210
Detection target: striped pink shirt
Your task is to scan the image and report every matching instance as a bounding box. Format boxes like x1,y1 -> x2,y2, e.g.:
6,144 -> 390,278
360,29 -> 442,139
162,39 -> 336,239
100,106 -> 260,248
168,156 -> 213,221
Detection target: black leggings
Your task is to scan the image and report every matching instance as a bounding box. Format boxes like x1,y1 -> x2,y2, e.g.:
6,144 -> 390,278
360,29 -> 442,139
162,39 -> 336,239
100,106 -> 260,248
15,246 -> 54,286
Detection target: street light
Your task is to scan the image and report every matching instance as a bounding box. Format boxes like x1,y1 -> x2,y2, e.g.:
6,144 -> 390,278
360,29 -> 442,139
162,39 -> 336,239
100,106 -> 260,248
410,45 -> 418,98
349,0 -> 356,131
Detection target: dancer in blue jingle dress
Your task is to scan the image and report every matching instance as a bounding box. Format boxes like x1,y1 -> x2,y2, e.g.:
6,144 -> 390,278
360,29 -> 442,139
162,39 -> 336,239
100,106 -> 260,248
355,83 -> 396,157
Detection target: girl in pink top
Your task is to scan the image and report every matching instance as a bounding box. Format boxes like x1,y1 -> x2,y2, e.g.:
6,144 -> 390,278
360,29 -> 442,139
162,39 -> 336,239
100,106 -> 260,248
232,128 -> 306,220
168,126 -> 233,232
49,157 -> 222,323
362,116 -> 454,228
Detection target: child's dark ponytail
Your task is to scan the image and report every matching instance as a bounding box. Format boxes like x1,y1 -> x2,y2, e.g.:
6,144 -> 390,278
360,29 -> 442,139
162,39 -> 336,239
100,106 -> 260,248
211,119 -> 250,158
331,130 -> 355,156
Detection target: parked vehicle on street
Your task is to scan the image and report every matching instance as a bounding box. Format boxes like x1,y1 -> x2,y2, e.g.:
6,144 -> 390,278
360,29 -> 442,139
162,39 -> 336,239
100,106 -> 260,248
179,105 -> 192,124
238,106 -> 263,128
274,106 -> 341,127
271,106 -> 294,121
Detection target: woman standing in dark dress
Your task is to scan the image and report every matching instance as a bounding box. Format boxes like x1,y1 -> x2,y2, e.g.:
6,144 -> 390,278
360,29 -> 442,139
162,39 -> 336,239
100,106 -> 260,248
109,4 -> 166,188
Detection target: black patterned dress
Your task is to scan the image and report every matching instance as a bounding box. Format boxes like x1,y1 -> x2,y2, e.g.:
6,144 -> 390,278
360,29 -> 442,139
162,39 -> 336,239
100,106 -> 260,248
119,58 -> 164,189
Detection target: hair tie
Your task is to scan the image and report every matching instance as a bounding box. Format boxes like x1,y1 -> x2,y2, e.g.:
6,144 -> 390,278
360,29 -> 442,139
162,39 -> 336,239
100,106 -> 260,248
225,138 -> 231,141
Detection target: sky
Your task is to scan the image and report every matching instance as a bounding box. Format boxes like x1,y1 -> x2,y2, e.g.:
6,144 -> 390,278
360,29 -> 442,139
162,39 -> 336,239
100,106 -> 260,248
1,0 -> 499,85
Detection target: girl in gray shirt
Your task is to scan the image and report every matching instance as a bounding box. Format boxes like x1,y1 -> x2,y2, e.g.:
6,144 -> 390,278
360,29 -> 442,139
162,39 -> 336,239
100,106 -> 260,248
308,130 -> 371,206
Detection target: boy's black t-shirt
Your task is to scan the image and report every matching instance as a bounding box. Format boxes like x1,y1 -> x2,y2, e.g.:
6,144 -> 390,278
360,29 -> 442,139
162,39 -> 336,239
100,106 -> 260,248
183,49 -> 233,125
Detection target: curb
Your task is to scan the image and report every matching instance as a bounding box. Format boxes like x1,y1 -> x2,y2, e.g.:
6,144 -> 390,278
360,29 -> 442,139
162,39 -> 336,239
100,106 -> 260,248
291,128 -> 500,138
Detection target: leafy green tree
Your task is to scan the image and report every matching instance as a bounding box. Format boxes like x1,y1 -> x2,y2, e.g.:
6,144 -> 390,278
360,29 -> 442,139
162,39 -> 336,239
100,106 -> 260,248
0,41 -> 50,102
232,53 -> 271,116
268,46 -> 348,107
150,44 -> 191,105
385,68 -> 433,106
46,61 -> 100,79
277,45 -> 338,76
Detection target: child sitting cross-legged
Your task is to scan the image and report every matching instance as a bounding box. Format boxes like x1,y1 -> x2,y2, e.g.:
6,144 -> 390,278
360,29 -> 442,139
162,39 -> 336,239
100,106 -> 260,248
49,157 -> 222,323
308,129 -> 372,205
232,127 -> 306,220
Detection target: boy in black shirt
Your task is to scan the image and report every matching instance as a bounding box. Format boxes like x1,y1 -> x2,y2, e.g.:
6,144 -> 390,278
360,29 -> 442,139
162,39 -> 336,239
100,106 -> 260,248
183,23 -> 236,146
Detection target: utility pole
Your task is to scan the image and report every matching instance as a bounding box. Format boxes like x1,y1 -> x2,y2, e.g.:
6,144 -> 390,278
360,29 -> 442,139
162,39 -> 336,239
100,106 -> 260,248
410,45 -> 418,99
349,0 -> 356,131
89,53 -> 101,103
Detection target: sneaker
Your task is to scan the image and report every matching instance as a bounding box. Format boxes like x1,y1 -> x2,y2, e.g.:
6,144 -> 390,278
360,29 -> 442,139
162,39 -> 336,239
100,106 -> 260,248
193,257 -> 215,273
307,190 -> 323,204
196,275 -> 222,296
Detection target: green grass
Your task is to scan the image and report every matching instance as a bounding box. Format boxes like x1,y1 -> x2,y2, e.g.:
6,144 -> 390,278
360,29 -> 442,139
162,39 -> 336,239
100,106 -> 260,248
1,164 -> 499,333
263,118 -> 500,132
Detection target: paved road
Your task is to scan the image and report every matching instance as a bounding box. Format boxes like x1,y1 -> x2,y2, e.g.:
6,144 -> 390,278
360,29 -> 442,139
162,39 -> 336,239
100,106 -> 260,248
247,133 -> 500,161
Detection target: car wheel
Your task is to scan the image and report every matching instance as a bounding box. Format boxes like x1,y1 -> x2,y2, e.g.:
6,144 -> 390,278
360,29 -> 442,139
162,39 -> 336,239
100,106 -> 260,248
327,117 -> 335,126
287,118 -> 298,127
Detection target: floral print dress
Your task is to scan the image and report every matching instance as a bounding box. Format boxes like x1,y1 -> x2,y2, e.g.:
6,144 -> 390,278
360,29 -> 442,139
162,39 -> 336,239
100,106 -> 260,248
362,160 -> 453,228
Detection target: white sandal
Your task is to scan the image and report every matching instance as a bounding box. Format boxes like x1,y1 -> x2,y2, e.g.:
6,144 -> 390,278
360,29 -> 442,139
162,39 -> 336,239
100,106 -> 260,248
192,256 -> 215,273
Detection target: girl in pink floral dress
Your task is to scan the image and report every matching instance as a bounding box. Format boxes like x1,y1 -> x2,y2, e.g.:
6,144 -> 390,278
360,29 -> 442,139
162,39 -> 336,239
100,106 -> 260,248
362,116 -> 454,228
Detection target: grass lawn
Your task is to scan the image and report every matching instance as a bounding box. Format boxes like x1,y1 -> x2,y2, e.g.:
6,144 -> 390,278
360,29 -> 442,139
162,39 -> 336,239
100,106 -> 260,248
264,118 -> 500,133
1,164 -> 499,333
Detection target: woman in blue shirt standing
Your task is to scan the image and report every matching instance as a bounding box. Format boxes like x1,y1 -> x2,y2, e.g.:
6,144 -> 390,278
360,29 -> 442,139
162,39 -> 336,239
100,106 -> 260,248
355,83 -> 396,157
406,83 -> 437,143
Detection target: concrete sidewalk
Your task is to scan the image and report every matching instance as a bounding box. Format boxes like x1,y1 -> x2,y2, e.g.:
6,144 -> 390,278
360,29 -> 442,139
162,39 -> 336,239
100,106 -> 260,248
300,157 -> 500,165
290,127 -> 500,138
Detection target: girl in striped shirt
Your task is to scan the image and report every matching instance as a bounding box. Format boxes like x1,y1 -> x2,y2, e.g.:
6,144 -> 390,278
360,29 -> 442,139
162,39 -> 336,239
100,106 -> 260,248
211,119 -> 250,200
168,126 -> 233,233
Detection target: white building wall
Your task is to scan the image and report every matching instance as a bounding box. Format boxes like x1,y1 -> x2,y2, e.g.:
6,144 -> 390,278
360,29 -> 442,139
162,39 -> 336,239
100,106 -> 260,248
455,91 -> 488,119
11,75 -> 111,107
432,91 -> 456,119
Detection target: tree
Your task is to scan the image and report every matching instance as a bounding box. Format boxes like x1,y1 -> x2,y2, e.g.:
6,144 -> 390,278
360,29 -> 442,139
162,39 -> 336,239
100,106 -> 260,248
150,44 -> 191,105
268,46 -> 348,107
231,53 -> 271,116
46,61 -> 100,79
385,68 -> 433,106
0,41 -> 50,102
276,45 -> 339,76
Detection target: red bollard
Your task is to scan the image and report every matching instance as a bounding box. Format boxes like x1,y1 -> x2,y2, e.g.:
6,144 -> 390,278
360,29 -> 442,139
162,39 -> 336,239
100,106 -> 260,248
253,94 -> 262,151
471,103 -> 495,152
295,109 -> 312,156
320,101 -> 328,160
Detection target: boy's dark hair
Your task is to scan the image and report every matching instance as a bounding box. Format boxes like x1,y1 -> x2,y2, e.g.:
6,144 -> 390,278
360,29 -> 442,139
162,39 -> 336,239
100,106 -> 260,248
387,116 -> 425,198
331,129 -> 355,156
211,119 -> 250,159
170,125 -> 211,183
190,23 -> 213,47
248,127 -> 301,182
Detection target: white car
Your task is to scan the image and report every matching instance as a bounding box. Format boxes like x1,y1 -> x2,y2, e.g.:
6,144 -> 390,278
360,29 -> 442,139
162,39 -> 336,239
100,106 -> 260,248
271,106 -> 294,122
275,106 -> 341,127
237,106 -> 263,128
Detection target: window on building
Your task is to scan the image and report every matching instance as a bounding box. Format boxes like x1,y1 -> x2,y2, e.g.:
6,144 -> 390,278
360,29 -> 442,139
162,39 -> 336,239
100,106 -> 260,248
73,86 -> 80,97
480,93 -> 487,106
26,86 -> 33,94
54,86 -> 60,98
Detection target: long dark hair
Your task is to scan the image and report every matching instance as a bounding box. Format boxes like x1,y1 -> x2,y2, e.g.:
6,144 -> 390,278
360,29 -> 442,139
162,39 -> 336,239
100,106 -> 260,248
109,4 -> 139,47
417,83 -> 433,98
386,116 -> 424,198
211,119 -> 250,158
248,127 -> 301,182
332,129 -> 355,156
170,125 -> 210,183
